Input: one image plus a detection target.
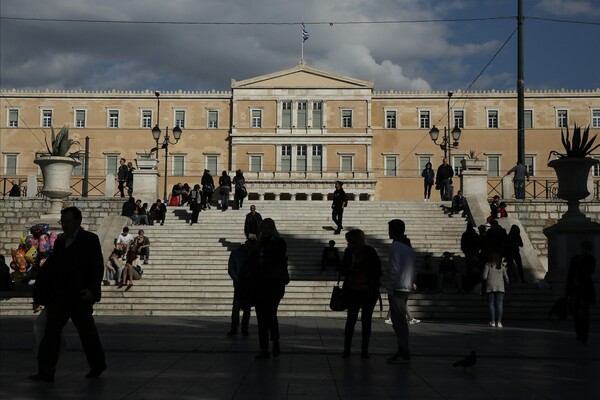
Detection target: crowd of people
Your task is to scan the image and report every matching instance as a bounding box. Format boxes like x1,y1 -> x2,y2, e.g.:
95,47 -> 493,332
103,227 -> 148,290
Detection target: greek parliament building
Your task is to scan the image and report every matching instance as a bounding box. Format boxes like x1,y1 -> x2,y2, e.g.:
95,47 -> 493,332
1,63 -> 600,201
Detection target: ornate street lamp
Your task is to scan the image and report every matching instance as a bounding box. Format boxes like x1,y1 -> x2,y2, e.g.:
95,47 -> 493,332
429,91 -> 462,162
151,91 -> 183,202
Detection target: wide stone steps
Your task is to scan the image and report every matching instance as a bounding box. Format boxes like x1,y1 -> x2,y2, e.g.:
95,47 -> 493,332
3,200 -> 580,320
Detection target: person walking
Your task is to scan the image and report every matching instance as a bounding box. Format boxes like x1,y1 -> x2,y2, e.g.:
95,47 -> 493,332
126,162 -> 135,197
385,219 -> 415,361
227,240 -> 253,337
244,205 -> 263,240
482,252 -> 509,328
505,161 -> 530,199
565,240 -> 596,344
505,225 -> 525,283
117,158 -> 128,197
29,207 -> 106,382
233,169 -> 247,210
435,158 -> 454,201
218,170 -> 232,211
248,218 -> 289,359
189,184 -> 202,225
421,162 -> 435,201
340,229 -> 381,358
331,181 -> 348,235
201,169 -> 215,210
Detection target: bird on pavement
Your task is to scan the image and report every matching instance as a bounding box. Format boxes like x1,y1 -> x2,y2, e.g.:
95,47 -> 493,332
453,351 -> 476,370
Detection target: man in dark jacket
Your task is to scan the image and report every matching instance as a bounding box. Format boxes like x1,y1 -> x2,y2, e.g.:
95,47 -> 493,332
149,199 -> 167,225
332,181 -> 348,235
435,158 -> 454,201
30,207 -> 106,382
244,205 -> 263,240
117,158 -> 128,197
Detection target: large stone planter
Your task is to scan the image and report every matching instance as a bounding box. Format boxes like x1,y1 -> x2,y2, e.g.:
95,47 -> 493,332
460,158 -> 486,171
135,157 -> 159,170
548,157 -> 598,220
34,156 -> 80,198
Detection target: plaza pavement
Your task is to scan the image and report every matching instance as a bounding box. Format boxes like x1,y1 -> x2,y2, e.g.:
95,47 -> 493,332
0,315 -> 597,400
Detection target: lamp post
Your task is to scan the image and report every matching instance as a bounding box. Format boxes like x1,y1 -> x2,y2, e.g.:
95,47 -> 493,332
429,90 -> 462,163
151,91 -> 183,202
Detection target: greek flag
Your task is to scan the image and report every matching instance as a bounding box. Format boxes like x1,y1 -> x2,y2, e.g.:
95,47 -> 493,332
302,23 -> 309,42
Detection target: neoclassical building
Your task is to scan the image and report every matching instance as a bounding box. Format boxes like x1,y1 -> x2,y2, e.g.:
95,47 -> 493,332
1,63 -> 600,200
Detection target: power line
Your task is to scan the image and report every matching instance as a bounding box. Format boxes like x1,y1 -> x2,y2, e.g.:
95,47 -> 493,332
0,15 -> 516,25
526,16 -> 600,26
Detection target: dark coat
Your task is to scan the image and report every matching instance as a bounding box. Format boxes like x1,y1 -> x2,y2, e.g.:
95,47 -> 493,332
332,188 -> 347,209
33,228 -> 104,305
435,164 -> 454,183
566,254 -> 596,305
340,245 -> 381,293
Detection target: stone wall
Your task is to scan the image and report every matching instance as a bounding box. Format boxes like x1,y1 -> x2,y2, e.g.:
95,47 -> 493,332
0,197 -> 125,256
508,200 -> 600,258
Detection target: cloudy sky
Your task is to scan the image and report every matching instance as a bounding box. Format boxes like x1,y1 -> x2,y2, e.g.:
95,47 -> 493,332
1,0 -> 599,92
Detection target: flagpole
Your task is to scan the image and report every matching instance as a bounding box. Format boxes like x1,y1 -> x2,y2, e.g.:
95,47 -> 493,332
301,24 -> 304,62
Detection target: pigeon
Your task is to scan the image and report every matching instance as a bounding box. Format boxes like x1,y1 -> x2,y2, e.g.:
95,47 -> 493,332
453,351 -> 476,370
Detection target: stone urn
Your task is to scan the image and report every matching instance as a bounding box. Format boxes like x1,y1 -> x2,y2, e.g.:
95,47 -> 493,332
135,157 -> 159,170
548,157 -> 598,220
34,156 -> 80,216
461,158 -> 486,171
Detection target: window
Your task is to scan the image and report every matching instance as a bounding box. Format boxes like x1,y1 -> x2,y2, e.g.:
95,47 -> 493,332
342,109 -> 353,128
593,109 -> 600,128
4,154 -> 17,175
487,155 -> 500,177
296,144 -> 307,171
106,155 -> 118,175
419,110 -> 430,129
418,156 -> 432,175
557,109 -> 568,128
250,155 -> 262,172
281,101 -> 291,128
384,156 -> 397,176
251,109 -> 262,128
524,155 -> 535,176
75,109 -> 86,128
524,109 -> 533,129
42,109 -> 53,128
312,101 -> 322,128
297,101 -> 307,128
72,153 -> 85,176
593,156 -> 600,177
206,155 -> 217,174
281,145 -> 291,172
108,110 -> 119,128
341,155 -> 353,172
452,156 -> 464,176
386,110 -> 397,129
175,110 -> 185,128
312,145 -> 322,172
208,110 -> 218,128
172,155 -> 185,176
487,110 -> 499,128
8,109 -> 19,127
141,110 -> 152,128
453,110 -> 464,129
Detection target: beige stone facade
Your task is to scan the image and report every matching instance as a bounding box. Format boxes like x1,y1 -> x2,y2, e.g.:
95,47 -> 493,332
1,63 -> 600,200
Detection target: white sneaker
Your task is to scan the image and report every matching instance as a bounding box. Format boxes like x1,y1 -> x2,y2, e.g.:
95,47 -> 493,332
409,319 -> 421,325
489,321 -> 495,327
496,322 -> 503,328
384,319 -> 393,325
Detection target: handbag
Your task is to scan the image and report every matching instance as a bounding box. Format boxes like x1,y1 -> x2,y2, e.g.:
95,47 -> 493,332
329,274 -> 348,311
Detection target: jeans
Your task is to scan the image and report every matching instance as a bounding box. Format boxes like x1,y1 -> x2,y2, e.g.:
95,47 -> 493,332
514,180 -> 525,199
332,207 -> 344,232
424,182 -> 433,199
388,291 -> 410,355
231,294 -> 251,332
487,292 -> 504,322
254,287 -> 285,351
220,187 -> 231,209
439,178 -> 452,201
344,289 -> 378,354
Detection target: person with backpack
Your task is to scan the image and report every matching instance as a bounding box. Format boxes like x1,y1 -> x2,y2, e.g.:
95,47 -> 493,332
340,229 -> 381,358
201,170 -> 215,210
218,171 -> 232,211
233,169 -> 247,210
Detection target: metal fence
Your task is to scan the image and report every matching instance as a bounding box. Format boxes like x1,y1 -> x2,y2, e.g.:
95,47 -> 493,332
488,177 -> 600,200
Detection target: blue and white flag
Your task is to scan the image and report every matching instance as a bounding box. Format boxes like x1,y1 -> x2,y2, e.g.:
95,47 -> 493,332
302,23 -> 309,42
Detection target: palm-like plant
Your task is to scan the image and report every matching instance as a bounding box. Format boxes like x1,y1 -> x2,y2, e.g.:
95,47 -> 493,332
549,124 -> 600,159
43,125 -> 80,157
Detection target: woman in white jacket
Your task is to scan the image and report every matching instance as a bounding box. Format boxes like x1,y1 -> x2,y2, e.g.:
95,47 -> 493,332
482,253 -> 509,328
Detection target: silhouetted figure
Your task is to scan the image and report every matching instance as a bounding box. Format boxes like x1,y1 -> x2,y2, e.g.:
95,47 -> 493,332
233,169 -> 247,210
505,225 -> 525,283
340,229 -> 381,358
421,162 -> 435,201
218,171 -> 232,211
117,158 -> 128,197
438,251 -> 463,293
435,158 -> 454,201
29,207 -> 106,382
565,240 -> 596,344
189,184 -> 202,225
485,220 -> 507,259
227,241 -> 252,337
249,218 -> 289,359
321,240 -> 341,272
0,255 -> 14,291
453,351 -> 476,370
244,205 -> 262,240
505,161 -> 530,199
331,181 -> 347,235
8,183 -> 21,197
451,190 -> 465,214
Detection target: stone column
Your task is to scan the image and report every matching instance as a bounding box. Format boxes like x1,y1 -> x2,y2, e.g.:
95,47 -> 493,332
274,193 -> 280,201
27,175 -> 38,198
105,174 -> 116,198
132,169 -> 160,206
502,175 -> 512,199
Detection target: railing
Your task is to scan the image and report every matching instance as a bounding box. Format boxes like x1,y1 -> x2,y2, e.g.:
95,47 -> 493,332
487,177 -> 600,200
0,177 -> 43,197
70,177 -> 108,197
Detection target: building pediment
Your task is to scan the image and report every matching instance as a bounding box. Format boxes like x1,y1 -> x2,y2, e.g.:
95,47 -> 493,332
231,63 -> 373,90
